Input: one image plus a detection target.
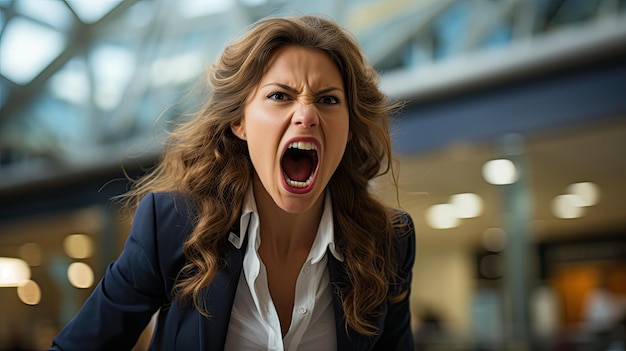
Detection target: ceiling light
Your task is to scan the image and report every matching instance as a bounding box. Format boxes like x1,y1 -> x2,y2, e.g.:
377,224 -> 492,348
566,182 -> 599,207
483,227 -> 507,252
17,280 -> 41,305
450,193 -> 483,218
480,254 -> 503,279
551,194 -> 585,219
425,204 -> 460,229
0,257 -> 31,287
63,234 -> 93,259
67,262 -> 94,289
482,159 -> 518,185
19,243 -> 43,266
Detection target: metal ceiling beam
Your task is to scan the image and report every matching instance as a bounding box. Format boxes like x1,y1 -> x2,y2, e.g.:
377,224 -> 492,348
381,14 -> 626,102
0,0 -> 140,125
359,0 -> 455,69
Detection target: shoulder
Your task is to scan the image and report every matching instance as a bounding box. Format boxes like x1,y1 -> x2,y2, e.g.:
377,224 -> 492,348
137,192 -> 197,226
387,208 -> 416,289
131,192 -> 197,290
388,208 -> 415,240
146,191 -> 196,213
132,191 -> 198,249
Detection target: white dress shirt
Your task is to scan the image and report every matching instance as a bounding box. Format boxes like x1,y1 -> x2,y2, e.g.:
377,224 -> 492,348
224,185 -> 342,351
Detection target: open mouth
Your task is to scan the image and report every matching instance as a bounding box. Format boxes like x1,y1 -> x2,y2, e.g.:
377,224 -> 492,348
281,141 -> 319,189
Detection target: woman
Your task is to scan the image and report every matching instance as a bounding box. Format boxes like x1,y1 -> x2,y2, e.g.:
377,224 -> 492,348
51,14 -> 415,350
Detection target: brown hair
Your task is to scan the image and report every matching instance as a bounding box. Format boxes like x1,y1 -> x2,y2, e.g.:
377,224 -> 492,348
121,14 -> 402,336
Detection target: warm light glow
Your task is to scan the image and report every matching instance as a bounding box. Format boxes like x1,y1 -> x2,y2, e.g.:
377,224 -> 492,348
19,243 -> 43,266
450,193 -> 483,218
483,227 -> 507,252
0,257 -> 31,287
567,182 -> 600,206
63,234 -> 93,259
67,262 -> 94,289
551,194 -> 584,219
425,204 -> 460,229
17,280 -> 41,305
482,159 -> 518,185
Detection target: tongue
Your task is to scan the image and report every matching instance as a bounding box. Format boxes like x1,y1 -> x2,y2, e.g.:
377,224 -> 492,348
283,155 -> 313,182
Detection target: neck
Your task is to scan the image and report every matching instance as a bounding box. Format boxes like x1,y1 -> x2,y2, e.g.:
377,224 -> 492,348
252,178 -> 324,258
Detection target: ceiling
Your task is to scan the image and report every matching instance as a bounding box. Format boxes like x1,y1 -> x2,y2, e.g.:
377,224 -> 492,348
382,116 -> 626,250
1,0 -> 625,253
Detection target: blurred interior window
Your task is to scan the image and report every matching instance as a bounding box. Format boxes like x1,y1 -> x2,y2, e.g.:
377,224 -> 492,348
65,0 -> 119,24
0,17 -> 66,85
176,0 -> 234,18
15,0 -> 73,31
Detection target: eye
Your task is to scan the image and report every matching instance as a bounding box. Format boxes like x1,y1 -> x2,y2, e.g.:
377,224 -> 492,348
317,96 -> 340,105
267,92 -> 290,101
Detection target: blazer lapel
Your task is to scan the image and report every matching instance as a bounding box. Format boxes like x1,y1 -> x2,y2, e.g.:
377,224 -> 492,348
198,228 -> 247,351
328,253 -> 376,351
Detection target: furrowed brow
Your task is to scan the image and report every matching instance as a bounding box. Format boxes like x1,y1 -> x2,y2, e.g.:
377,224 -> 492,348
261,83 -> 344,96
262,83 -> 299,94
316,87 -> 344,95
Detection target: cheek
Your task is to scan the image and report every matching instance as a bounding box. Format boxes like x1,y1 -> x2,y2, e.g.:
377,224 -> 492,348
327,119 -> 350,163
245,128 -> 281,175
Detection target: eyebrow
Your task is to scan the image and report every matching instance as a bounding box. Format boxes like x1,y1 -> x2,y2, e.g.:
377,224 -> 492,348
261,83 -> 344,95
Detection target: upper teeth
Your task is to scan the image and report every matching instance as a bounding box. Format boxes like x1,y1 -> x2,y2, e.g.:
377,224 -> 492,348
288,141 -> 317,151
284,141 -> 317,188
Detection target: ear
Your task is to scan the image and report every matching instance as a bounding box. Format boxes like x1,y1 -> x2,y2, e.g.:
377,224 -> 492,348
231,120 -> 246,140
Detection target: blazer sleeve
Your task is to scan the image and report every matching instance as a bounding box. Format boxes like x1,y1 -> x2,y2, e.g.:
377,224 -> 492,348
50,193 -> 175,351
374,209 -> 416,351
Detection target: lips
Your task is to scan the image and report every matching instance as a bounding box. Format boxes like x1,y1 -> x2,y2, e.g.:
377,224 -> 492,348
281,139 -> 319,193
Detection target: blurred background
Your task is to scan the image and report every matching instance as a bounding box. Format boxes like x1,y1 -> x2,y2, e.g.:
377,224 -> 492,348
0,0 -> 625,350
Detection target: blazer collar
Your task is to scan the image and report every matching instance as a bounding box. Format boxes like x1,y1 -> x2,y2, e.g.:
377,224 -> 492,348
196,227 -> 378,350
198,223 -> 248,350
328,252 -> 377,350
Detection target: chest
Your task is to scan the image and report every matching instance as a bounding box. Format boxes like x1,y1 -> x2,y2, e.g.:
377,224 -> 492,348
225,253 -> 338,350
260,250 -> 308,334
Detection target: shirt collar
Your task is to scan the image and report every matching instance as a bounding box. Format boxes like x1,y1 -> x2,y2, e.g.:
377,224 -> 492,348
229,184 -> 342,262
228,184 -> 256,250
310,191 -> 343,263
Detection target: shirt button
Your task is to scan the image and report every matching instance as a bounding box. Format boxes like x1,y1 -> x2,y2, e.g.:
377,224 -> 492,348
303,266 -> 310,274
298,307 -> 307,315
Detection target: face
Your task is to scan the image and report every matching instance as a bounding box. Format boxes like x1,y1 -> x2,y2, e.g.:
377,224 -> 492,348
232,45 -> 349,214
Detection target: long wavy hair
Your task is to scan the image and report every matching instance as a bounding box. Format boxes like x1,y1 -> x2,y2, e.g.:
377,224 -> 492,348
121,14 -> 402,336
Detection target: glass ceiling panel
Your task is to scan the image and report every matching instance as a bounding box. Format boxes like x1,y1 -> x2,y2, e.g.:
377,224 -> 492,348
48,57 -> 90,106
1,0 -> 624,178
432,1 -> 470,60
89,43 -> 136,111
149,51 -> 204,88
122,1 -> 156,29
240,0 -> 268,5
28,95 -> 92,153
0,17 -> 66,85
176,0 -> 235,18
65,0 -> 119,24
15,0 -> 74,32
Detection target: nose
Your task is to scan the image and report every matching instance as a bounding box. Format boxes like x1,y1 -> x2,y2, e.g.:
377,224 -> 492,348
292,102 -> 319,128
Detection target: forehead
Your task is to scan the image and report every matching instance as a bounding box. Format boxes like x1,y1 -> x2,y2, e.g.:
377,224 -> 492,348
259,46 -> 344,87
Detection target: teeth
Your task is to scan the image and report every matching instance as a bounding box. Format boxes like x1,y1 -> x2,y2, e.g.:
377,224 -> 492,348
288,141 -> 317,151
284,141 -> 317,188
284,173 -> 314,188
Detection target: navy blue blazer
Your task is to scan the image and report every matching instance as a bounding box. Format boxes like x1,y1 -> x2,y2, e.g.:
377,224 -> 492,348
51,192 -> 415,350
